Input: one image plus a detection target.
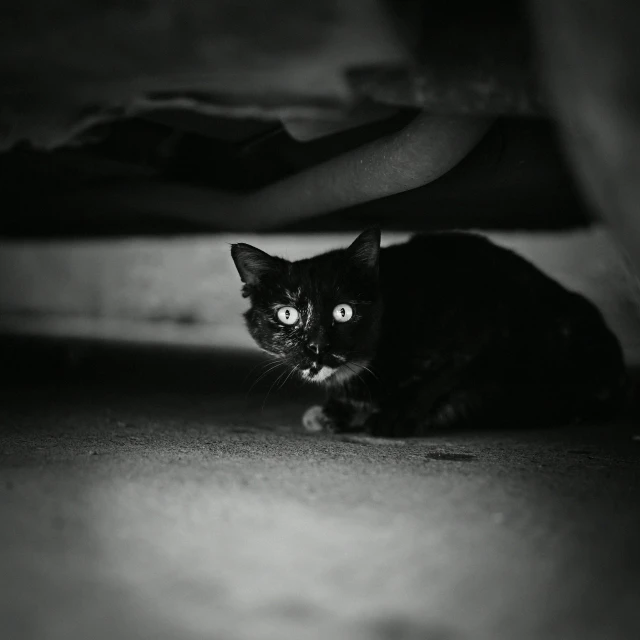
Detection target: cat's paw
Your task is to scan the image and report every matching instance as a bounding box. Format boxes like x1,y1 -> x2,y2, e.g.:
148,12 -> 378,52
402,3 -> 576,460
302,405 -> 336,433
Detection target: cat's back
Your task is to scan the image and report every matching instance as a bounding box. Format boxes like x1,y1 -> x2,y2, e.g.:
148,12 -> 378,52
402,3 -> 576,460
382,231 -> 521,269
377,231 -> 622,376
380,231 -> 564,297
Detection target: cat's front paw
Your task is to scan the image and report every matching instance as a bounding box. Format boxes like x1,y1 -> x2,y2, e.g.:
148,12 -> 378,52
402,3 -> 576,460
302,405 -> 336,433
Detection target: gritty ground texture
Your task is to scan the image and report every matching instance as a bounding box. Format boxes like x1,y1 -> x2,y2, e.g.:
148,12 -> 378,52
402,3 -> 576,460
1,341 -> 640,640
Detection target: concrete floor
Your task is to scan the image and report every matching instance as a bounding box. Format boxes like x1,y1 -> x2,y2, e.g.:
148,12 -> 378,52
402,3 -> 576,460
1,341 -> 640,640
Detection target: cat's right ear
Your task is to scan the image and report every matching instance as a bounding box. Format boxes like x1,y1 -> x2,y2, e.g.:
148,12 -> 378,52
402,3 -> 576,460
230,243 -> 282,294
347,227 -> 381,271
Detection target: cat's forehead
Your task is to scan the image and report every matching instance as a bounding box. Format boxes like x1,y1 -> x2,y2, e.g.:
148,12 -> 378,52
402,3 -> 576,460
280,284 -> 304,303
280,262 -> 352,300
277,280 -> 345,303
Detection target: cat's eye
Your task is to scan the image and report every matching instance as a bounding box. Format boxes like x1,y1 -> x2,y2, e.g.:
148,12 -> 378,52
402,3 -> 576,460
333,304 -> 354,323
276,306 -> 299,325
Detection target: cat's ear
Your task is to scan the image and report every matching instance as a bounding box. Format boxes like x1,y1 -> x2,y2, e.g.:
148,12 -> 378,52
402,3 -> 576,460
347,227 -> 381,270
230,243 -> 283,289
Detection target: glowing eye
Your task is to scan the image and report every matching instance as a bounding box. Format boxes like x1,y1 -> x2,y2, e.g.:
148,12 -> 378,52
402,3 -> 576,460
276,306 -> 299,325
333,304 -> 353,323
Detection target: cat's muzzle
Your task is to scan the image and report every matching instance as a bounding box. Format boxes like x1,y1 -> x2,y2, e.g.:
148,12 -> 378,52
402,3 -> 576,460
300,364 -> 336,383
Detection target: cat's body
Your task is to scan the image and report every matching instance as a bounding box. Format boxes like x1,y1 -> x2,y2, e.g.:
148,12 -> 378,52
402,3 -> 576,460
231,229 -> 627,437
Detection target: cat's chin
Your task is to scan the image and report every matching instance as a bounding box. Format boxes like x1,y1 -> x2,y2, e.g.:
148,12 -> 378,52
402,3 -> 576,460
299,363 -> 362,386
300,365 -> 336,384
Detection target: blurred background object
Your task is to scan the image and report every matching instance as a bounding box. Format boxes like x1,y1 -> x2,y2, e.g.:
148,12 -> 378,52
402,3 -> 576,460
1,0 -> 640,343
0,0 -> 636,265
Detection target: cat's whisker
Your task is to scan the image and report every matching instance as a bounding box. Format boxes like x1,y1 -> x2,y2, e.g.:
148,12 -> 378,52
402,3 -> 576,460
245,361 -> 285,399
345,367 -> 371,403
242,358 -> 281,385
262,366 -> 291,411
345,361 -> 373,404
349,361 -> 381,383
248,361 -> 283,386
277,365 -> 299,391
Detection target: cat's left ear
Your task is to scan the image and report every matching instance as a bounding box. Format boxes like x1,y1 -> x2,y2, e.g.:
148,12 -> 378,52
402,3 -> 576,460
230,243 -> 284,289
347,227 -> 381,271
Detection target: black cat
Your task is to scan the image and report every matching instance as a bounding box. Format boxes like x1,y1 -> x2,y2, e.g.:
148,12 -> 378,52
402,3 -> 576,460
231,229 -> 627,437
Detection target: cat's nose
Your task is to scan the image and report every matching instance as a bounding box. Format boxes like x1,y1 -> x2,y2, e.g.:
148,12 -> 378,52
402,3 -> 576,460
306,341 -> 322,355
306,340 -> 327,356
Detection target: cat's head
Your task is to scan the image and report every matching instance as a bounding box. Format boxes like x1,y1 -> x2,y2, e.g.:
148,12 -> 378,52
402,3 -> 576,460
231,228 -> 382,384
